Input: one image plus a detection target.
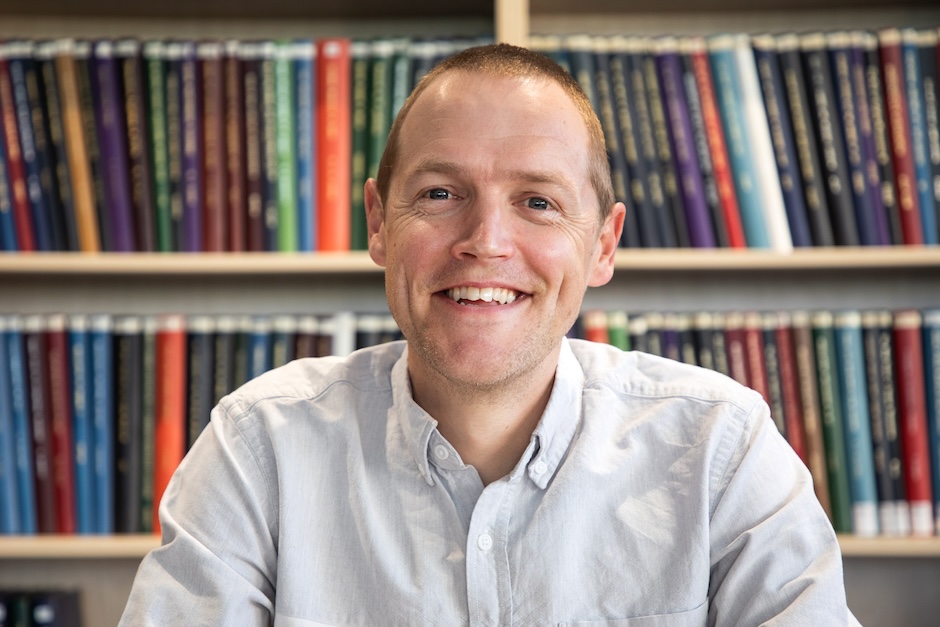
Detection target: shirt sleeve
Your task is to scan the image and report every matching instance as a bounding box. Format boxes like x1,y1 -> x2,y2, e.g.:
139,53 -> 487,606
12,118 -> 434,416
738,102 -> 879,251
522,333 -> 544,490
119,403 -> 278,626
706,396 -> 856,625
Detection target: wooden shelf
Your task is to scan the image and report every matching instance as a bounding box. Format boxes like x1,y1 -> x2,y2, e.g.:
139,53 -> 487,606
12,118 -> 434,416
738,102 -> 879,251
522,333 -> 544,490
0,247 -> 937,275
1,534 -> 939,559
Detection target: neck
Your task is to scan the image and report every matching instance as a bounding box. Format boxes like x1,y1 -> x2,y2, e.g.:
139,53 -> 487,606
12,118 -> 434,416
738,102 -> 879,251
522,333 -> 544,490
409,354 -> 557,485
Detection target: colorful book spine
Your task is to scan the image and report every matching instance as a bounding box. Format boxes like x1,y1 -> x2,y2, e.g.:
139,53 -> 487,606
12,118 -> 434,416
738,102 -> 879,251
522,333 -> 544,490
0,316 -> 20,532
248,316 -> 273,381
893,310 -> 934,536
923,309 -> 940,534
178,41 -> 204,252
607,311 -> 630,351
0,47 -> 37,251
153,314 -> 186,535
350,41 -> 371,252
0,93 -> 16,251
198,41 -> 227,253
186,315 -> 215,449
271,315 -> 297,369
919,30 -> 940,246
760,312 -> 787,437
23,315 -> 56,533
212,315 -> 238,404
90,314 -> 114,534
143,41 -> 173,253
68,315 -> 95,534
239,42 -> 265,252
723,312 -> 749,387
223,40 -> 247,252
316,38 -> 351,251
259,42 -> 278,251
114,316 -> 143,533
4,316 -> 36,533
775,312 -> 808,463
44,314 -> 76,534
74,40 -> 112,251
274,41 -> 297,252
293,39 -> 317,252
139,315 -> 156,533
901,29 -> 938,245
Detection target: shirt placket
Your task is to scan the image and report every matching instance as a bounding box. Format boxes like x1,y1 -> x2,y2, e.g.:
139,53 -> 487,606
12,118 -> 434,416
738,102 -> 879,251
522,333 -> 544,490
465,477 -> 516,627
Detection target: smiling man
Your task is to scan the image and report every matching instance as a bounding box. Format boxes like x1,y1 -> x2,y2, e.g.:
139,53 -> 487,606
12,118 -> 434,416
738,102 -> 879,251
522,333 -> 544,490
121,44 -> 858,626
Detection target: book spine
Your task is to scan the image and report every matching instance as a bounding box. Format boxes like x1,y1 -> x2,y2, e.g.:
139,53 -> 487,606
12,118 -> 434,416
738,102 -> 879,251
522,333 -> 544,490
23,315 -> 56,533
260,42 -> 279,252
90,314 -> 114,534
223,41 -> 247,252
654,38 -> 715,248
0,317 -> 20,532
212,316 -> 237,404
566,35 -> 598,112
143,41 -> 173,253
902,29 -> 939,245
708,36 -> 771,248
790,311 -> 832,521
760,313 -> 787,438
627,315 -> 649,354
723,312 -> 749,387
607,310 -> 630,351
828,33 -> 881,246
923,309 -> 940,534
801,33 -> 861,246
5,316 -> 37,533
879,28 -> 924,245
272,315 -> 297,367
153,314 -> 187,535
74,41 -> 112,251
293,39 -> 316,252
316,38 -> 351,251
117,39 -> 156,253
775,313 -> 808,463
875,310 -> 910,535
239,43 -> 265,252
113,316 -> 143,533
743,312 -> 770,403
68,315 -> 95,534
811,311 -> 853,533
0,91 -> 17,251
138,315 -> 155,533
44,315 -> 76,534
350,41 -> 371,252
752,34 -> 814,248
893,310 -> 935,536
274,41 -> 297,252
692,312 -> 715,371
0,51 -> 37,251
92,40 -> 136,252
247,316 -> 273,380
294,315 -> 320,359
833,311 -> 880,536
179,41 -> 204,252
914,30 -> 940,244
582,310 -> 610,345
186,315 -> 215,450
776,34 -> 836,247
198,41 -> 227,253
36,41 -> 79,252
709,312 -> 731,377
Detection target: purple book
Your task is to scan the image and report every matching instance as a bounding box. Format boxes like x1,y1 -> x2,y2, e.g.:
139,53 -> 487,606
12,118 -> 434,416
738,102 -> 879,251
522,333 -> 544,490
178,41 -> 204,252
654,38 -> 716,248
91,40 -> 136,252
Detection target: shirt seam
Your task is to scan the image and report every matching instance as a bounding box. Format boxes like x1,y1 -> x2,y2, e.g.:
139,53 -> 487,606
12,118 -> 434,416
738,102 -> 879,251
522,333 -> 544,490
707,397 -> 760,521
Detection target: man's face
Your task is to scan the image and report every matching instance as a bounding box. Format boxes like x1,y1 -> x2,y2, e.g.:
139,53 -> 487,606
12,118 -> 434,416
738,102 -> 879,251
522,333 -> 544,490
366,71 -> 623,393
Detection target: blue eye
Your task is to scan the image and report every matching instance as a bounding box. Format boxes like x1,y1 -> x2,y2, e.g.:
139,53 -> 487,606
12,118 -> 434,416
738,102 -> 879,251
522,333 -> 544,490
526,197 -> 550,210
427,189 -> 451,200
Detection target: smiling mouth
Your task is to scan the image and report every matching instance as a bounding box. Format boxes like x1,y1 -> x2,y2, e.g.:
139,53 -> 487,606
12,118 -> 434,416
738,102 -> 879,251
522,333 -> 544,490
446,286 -> 520,305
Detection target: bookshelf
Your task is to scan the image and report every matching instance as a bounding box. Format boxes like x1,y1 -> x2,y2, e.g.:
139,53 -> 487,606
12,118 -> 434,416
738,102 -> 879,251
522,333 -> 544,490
1,1 -> 940,626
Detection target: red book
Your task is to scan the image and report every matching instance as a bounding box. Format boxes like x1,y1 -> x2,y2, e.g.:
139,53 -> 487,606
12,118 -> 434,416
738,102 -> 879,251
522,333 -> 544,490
224,41 -> 247,252
200,41 -> 227,252
743,312 -> 769,402
774,313 -> 808,464
316,38 -> 351,252
892,310 -> 934,536
723,312 -> 750,387
878,28 -> 923,245
582,310 -> 609,344
23,315 -> 56,532
0,55 -> 36,252
689,40 -> 746,248
44,314 -> 76,534
153,314 -> 188,535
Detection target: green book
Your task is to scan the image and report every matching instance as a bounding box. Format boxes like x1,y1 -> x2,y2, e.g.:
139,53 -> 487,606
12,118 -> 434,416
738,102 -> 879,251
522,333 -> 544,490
367,39 -> 395,181
139,315 -> 156,533
143,41 -> 173,252
275,40 -> 297,252
607,311 -> 630,351
811,311 -> 853,533
350,41 -> 371,251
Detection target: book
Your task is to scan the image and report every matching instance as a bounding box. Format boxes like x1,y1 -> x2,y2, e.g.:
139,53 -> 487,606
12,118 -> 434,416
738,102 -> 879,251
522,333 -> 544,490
914,29 -> 940,245
743,312 -> 770,403
878,28 -> 924,245
691,311 -> 715,371
654,37 -> 715,248
833,311 -> 879,537
902,29 -> 938,245
274,40 -> 297,252
44,315 -> 76,534
893,310 -> 934,536
247,316 -> 273,381
801,32 -> 861,246
91,40 -> 137,252
660,313 -> 680,362
113,316 -> 143,533
790,311 -> 832,521
116,38 -> 156,253
271,315 -> 297,368
164,42 -> 186,251
0,316 -> 20,532
90,314 -> 114,534
759,312 -> 787,437
260,41 -> 279,252
811,311 -> 853,533
223,40 -> 247,252
198,41 -> 227,253
178,41 -> 205,252
643,312 -> 664,357
4,315 -> 36,533
627,313 -> 649,354
142,41 -> 174,253
350,40 -> 371,252
212,315 -> 238,405
752,34 -> 814,248
923,309 -> 940,534
708,312 -> 731,377
294,315 -> 321,359
153,314 -> 187,535
23,315 -> 56,533
0,91 -> 17,251
723,312 -> 749,387
607,311 -> 629,351
708,35 -> 772,249
582,310 -> 609,345
316,38 -> 351,251
239,41 -> 265,252
67,315 -> 95,534
186,315 -> 215,449
0,46 -> 37,251
293,39 -> 317,252
774,312 -> 808,464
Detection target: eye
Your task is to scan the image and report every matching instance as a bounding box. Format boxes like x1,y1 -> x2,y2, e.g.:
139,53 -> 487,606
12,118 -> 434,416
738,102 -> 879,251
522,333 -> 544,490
525,197 -> 551,211
426,188 -> 453,200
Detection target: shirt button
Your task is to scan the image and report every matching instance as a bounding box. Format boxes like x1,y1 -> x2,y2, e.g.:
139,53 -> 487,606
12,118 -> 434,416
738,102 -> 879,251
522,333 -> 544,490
477,533 -> 493,551
532,460 -> 548,475
433,445 -> 450,461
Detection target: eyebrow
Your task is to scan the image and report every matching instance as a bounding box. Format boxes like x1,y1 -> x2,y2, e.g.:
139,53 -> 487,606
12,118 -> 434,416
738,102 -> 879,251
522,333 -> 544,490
406,158 -> 575,189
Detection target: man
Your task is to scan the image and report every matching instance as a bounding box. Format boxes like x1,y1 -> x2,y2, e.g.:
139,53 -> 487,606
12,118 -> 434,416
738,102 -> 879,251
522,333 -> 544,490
121,44 -> 858,625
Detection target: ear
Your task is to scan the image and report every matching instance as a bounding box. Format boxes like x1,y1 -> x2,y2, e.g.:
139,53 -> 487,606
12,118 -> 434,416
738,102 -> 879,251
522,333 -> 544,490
364,178 -> 387,267
587,201 -> 625,287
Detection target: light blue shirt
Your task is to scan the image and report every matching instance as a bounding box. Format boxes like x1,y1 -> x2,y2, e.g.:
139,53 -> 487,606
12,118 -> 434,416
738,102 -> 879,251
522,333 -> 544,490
121,338 -> 858,626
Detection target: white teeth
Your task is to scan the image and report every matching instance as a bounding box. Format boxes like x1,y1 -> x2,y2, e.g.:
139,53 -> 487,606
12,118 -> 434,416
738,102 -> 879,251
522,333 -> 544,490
447,286 -> 519,304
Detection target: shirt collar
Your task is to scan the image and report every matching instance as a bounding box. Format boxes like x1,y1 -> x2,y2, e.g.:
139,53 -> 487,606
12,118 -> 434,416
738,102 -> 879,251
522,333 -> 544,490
392,338 -> 585,489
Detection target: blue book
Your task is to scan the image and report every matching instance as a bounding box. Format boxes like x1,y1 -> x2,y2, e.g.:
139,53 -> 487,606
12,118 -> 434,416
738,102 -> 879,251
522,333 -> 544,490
923,309 -> 940,534
0,74 -> 18,252
901,29 -> 938,245
5,316 -> 36,533
293,39 -> 316,252
177,41 -> 205,252
69,315 -> 96,534
708,35 -> 771,248
833,311 -> 879,536
0,316 -> 21,532
90,314 -> 114,534
247,316 -> 273,381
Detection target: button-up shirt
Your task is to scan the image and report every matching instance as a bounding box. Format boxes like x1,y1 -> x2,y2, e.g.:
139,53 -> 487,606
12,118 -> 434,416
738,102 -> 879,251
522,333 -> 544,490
121,338 -> 858,626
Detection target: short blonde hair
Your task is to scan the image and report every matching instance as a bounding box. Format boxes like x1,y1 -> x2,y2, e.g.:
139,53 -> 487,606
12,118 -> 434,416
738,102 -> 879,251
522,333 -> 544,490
375,43 -> 615,220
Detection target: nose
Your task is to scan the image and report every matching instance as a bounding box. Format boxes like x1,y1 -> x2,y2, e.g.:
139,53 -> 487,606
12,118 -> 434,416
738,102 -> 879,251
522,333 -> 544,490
450,198 -> 515,261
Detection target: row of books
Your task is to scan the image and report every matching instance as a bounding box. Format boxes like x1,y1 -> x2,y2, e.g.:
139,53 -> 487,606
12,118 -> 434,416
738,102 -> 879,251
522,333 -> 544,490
0,312 -> 402,536
0,36 -> 487,254
0,589 -> 80,627
533,28 -> 940,251
575,308 -> 940,538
